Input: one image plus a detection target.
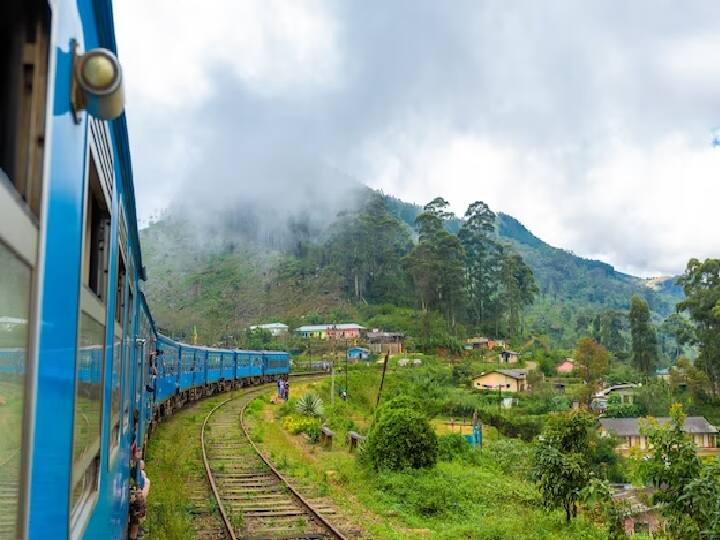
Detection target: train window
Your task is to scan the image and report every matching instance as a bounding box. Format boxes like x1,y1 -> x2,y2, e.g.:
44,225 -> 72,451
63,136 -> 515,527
122,281 -> 134,434
70,313 -> 104,531
0,241 -> 31,538
72,151 -> 111,531
109,245 -> 126,462
81,159 -> 110,300
0,1 -> 50,220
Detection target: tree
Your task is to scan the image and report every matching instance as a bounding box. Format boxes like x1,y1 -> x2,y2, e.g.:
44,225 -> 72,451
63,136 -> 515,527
326,193 -> 413,304
575,337 -> 610,385
498,251 -> 538,337
629,295 -> 658,376
641,403 -> 703,538
669,357 -> 710,402
604,393 -> 642,418
677,258 -> 720,395
404,198 -> 466,327
593,310 -> 627,359
673,458 -> 720,539
660,313 -> 694,361
531,411 -> 596,522
458,201 -> 503,332
580,478 -> 628,539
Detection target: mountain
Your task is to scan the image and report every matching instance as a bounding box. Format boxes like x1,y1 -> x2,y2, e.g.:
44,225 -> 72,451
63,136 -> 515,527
140,189 -> 683,344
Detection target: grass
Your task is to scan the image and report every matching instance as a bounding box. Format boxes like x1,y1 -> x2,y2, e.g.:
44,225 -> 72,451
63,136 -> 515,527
245,376 -> 608,540
143,394 -> 232,540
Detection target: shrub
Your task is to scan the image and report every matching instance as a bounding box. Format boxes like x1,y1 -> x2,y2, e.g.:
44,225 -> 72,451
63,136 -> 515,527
295,393 -> 324,417
364,407 -> 438,471
304,423 -> 322,444
282,414 -> 321,435
550,395 -> 570,412
437,433 -> 470,461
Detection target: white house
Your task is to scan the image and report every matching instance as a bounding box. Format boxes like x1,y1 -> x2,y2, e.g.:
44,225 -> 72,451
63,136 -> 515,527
249,322 -> 288,337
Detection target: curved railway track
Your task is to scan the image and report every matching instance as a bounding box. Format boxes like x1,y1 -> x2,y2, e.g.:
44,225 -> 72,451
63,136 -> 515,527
201,386 -> 349,540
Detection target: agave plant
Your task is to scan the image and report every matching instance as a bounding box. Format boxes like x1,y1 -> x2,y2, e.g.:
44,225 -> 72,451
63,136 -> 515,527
295,393 -> 324,417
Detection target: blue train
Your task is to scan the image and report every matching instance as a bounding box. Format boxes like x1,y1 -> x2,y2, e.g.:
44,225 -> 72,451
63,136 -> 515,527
0,1 -> 289,538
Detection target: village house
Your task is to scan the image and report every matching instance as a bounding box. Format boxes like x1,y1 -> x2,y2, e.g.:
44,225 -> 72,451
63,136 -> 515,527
294,323 -> 364,340
464,337 -> 506,350
346,347 -> 370,361
611,485 -> 663,536
599,416 -> 718,453
367,330 -> 404,354
464,337 -> 489,350
498,350 -> 519,364
472,369 -> 529,392
591,383 -> 640,412
555,358 -> 575,374
249,322 -> 288,336
655,367 -> 670,381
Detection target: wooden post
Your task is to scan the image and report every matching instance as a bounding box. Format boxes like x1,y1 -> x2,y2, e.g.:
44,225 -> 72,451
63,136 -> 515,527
376,353 -> 389,408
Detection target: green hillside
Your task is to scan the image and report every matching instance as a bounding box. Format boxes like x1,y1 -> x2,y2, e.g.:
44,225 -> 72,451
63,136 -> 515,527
140,190 -> 683,347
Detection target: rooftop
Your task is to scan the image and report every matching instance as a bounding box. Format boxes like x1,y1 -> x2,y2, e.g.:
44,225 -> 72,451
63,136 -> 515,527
475,369 -> 528,380
599,416 -> 718,436
295,323 -> 364,332
595,383 -> 641,397
250,322 -> 288,329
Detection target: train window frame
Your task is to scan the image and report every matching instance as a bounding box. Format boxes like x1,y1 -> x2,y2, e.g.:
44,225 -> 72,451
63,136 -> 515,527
0,1 -> 50,221
108,238 -> 125,467
121,263 -> 135,438
70,129 -> 114,537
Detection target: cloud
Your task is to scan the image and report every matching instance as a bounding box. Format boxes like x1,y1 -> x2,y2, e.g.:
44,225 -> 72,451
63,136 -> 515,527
115,0 -> 720,276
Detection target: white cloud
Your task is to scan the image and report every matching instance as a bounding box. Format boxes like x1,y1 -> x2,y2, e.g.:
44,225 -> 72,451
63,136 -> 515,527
114,1 -> 720,277
115,0 -> 342,108
365,131 -> 720,276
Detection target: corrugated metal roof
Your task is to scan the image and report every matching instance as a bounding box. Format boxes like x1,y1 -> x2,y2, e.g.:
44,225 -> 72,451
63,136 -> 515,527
475,369 -> 528,380
599,416 -> 718,436
295,323 -> 364,332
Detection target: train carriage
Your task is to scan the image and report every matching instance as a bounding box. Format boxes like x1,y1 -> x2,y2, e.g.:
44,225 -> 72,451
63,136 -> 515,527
0,1 -> 290,538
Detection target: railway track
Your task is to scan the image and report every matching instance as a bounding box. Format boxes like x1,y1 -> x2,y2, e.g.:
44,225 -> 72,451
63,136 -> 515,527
201,385 -> 349,540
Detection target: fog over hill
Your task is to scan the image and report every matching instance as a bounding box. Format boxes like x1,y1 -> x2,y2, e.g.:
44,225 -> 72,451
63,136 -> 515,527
140,185 -> 683,343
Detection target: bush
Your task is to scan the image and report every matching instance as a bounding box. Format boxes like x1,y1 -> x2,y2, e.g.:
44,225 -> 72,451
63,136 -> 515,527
295,393 -> 324,417
282,414 -> 321,436
437,433 -> 470,461
483,439 -> 534,479
550,395 -> 570,412
364,407 -> 438,471
304,423 -> 322,443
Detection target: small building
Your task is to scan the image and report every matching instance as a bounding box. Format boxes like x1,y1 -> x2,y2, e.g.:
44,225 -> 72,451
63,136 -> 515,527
472,369 -> 529,393
556,358 -> 575,374
599,417 -> 718,452
367,330 -> 404,354
498,350 -> 519,364
592,383 -> 640,412
655,367 -> 670,381
488,339 -> 505,349
465,337 -> 490,350
295,323 -> 364,340
611,485 -> 663,535
249,322 -> 288,336
347,347 -> 370,361
326,323 -> 364,340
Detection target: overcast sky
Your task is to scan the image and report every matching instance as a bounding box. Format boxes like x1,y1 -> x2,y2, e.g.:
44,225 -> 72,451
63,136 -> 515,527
115,1 -> 720,277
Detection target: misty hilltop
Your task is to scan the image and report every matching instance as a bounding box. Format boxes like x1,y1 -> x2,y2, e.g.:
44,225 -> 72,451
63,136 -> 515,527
139,186 -> 682,345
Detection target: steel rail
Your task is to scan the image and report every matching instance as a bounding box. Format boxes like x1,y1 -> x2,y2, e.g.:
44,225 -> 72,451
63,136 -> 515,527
200,373 -> 337,540
238,392 -> 348,540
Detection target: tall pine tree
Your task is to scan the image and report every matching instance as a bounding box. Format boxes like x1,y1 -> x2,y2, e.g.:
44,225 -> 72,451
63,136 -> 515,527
629,295 -> 658,376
